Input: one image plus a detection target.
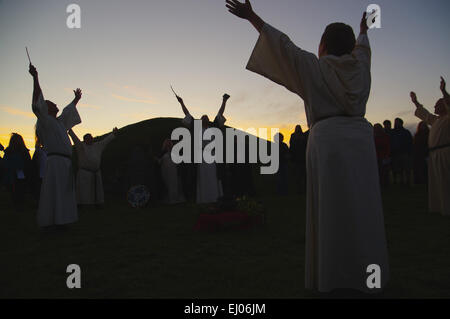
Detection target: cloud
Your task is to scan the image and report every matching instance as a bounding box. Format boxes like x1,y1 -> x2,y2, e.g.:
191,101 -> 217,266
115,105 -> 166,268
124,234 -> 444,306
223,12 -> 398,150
0,105 -> 34,118
230,91 -> 249,104
394,109 -> 412,117
106,82 -> 157,105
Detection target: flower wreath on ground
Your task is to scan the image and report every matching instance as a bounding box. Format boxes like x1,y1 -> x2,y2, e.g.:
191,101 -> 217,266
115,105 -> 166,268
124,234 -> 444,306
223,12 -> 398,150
194,196 -> 265,232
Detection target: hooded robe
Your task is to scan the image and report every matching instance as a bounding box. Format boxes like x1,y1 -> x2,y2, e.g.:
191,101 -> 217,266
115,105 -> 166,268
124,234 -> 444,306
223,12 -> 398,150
246,23 -> 389,292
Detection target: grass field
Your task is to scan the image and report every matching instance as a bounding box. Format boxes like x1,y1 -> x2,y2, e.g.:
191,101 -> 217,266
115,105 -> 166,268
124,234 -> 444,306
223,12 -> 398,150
1,184 -> 449,299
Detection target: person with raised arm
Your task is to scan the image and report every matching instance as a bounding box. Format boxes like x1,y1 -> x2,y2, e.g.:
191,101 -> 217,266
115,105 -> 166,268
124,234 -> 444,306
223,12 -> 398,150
226,0 -> 389,293
68,127 -> 118,209
410,77 -> 450,216
29,63 -> 82,228
176,93 -> 230,203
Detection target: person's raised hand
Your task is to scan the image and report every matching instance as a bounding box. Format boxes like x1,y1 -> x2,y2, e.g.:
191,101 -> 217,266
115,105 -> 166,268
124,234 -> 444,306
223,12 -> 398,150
73,88 -> 82,101
226,0 -> 253,20
360,11 -> 369,34
176,95 -> 184,104
440,76 -> 447,94
223,93 -> 230,101
29,64 -> 38,78
410,91 -> 418,105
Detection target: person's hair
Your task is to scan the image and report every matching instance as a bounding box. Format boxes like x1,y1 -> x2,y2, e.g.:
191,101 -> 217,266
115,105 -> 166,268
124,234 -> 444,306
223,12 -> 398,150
34,124 -> 42,148
320,23 -> 356,57
83,133 -> 92,140
274,132 -> 284,143
395,118 -> 403,126
383,120 -> 391,126
373,123 -> 384,137
8,133 -> 28,154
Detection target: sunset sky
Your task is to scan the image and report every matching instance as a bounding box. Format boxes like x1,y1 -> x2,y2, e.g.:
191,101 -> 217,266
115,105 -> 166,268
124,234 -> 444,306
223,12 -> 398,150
1,0 -> 449,151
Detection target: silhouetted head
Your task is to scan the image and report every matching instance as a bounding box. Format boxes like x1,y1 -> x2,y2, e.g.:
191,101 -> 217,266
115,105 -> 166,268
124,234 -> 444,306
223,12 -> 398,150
373,123 -> 384,137
8,133 -> 28,154
394,118 -> 404,129
434,98 -> 448,116
416,121 -> 429,135
319,23 -> 356,58
83,133 -> 94,145
45,100 -> 59,117
201,115 -> 210,128
274,132 -> 284,143
383,120 -> 391,131
294,125 -> 302,134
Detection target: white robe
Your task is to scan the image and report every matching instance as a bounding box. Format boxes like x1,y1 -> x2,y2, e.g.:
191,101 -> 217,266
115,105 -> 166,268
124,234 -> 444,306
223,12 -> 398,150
182,113 -> 225,204
34,93 -> 81,227
74,133 -> 115,205
159,152 -> 185,204
415,104 -> 450,216
246,23 -> 389,292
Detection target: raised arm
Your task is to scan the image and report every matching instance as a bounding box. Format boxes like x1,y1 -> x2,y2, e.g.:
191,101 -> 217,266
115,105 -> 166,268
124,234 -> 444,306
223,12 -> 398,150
226,0 -> 319,102
59,88 -> 82,129
68,128 -> 81,145
360,11 -> 369,35
176,95 -> 190,117
352,12 -> 371,68
71,88 -> 82,107
440,76 -> 450,112
214,94 -> 230,127
410,91 -> 438,126
218,94 -> 230,117
97,127 -> 117,151
410,91 -> 423,109
226,0 -> 264,32
29,64 -> 43,114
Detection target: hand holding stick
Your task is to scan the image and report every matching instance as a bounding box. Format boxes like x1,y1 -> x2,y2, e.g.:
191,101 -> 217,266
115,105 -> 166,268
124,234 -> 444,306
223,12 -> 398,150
171,85 -> 184,104
26,47 -> 32,64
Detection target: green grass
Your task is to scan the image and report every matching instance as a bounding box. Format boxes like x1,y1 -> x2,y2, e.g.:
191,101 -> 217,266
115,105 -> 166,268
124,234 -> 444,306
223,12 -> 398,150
1,184 -> 450,299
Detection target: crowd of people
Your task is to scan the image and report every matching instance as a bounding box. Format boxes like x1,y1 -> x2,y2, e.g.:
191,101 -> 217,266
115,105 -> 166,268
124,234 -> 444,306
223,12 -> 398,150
373,118 -> 423,187
1,0 -> 449,294
371,77 -> 449,218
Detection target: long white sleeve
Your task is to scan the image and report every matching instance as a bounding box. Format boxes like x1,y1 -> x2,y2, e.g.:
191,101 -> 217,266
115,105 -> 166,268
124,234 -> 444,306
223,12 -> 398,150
246,23 -> 320,104
32,92 -> 49,122
415,105 -> 438,126
97,133 -> 115,152
352,34 -> 371,70
59,101 -> 81,130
